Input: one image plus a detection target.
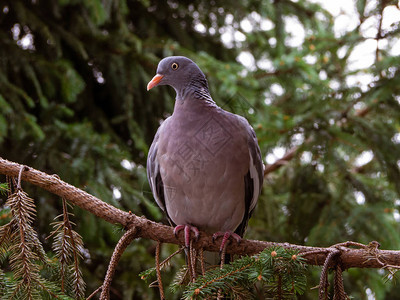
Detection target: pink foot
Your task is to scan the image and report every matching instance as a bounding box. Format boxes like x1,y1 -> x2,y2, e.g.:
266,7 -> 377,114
174,225 -> 200,248
212,231 -> 241,252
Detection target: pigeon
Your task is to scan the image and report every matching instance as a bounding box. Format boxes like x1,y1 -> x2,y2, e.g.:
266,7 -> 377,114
146,56 -> 263,256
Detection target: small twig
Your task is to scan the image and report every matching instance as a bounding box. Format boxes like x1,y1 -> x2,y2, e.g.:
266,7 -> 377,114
364,241 -> 384,266
220,242 -> 228,269
375,0 -> 384,70
332,241 -> 367,249
100,227 -> 138,300
333,263 -> 347,300
300,248 -> 332,267
264,145 -> 299,176
34,278 -> 60,299
61,197 -> 83,296
217,242 -> 229,299
190,239 -> 197,281
186,245 -> 193,282
355,106 -> 373,118
45,222 -> 64,241
319,248 -> 340,300
159,246 -> 184,269
87,286 -> 102,300
301,249 -> 331,257
264,137 -> 313,177
364,241 -> 400,272
155,242 -> 165,300
199,248 -> 206,275
6,175 -> 12,197
17,165 -> 28,190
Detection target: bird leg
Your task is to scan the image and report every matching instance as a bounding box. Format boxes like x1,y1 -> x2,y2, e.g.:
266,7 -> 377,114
212,231 -> 241,253
173,225 -> 200,248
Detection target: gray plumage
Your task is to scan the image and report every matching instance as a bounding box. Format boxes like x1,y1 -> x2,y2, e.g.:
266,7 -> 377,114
147,56 -> 263,240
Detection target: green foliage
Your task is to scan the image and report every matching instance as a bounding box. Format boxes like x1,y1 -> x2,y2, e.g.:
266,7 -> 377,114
0,183 -> 7,195
0,0 -> 399,298
49,199 -> 86,298
0,188 -> 76,299
180,247 -> 307,299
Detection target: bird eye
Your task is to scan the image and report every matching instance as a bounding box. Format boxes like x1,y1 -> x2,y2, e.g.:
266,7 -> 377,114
171,62 -> 179,70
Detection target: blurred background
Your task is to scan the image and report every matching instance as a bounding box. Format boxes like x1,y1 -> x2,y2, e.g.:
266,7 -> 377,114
1,0 -> 400,298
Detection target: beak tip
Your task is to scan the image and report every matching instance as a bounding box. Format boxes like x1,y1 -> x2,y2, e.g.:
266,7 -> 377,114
147,74 -> 164,91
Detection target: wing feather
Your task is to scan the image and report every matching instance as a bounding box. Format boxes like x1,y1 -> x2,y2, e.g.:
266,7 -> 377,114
234,122 -> 264,237
147,121 -> 174,225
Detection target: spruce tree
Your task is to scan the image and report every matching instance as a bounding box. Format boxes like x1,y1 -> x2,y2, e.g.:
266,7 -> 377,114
0,0 -> 399,298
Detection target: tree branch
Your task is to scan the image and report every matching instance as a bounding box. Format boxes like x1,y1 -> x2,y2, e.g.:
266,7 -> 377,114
100,227 -> 139,300
264,144 -> 300,176
1,156 -> 400,270
263,137 -> 314,177
263,97 -> 378,179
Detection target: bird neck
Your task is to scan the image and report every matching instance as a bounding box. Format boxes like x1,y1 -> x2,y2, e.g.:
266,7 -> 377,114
175,76 -> 216,106
173,90 -> 218,116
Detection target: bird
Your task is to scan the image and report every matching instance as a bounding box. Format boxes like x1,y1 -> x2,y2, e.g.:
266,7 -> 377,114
146,56 -> 263,259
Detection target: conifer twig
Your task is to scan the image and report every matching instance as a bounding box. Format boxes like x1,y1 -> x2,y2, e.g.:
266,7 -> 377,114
333,263 -> 347,300
157,246 -> 184,271
87,286 -> 102,300
319,248 -> 340,300
217,243 -> 229,300
186,241 -> 193,282
199,248 -> 206,276
155,242 -> 165,300
6,175 -> 12,197
17,165 -> 25,190
195,260 -> 255,296
63,197 -> 85,297
190,240 -> 197,281
220,242 -> 227,269
99,227 -> 139,300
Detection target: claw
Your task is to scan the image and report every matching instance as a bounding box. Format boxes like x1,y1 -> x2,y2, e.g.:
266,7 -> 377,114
173,225 -> 199,247
173,225 -> 185,237
212,231 -> 241,252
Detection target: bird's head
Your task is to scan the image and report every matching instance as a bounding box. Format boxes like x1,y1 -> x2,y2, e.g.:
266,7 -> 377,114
147,56 -> 208,96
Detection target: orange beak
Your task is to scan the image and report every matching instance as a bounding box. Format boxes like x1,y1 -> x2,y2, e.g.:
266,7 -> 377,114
147,74 -> 164,91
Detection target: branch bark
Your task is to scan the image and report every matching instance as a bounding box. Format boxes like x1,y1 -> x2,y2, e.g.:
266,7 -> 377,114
263,137 -> 313,177
264,144 -> 300,176
1,156 -> 399,270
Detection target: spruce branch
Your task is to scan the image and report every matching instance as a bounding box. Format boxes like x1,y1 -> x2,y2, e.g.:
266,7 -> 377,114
49,197 -> 86,298
333,264 -> 348,300
0,166 -> 72,299
0,167 -> 82,299
264,142 -> 303,176
1,156 -> 400,271
99,226 -> 139,300
155,242 -> 166,300
184,256 -> 256,299
184,247 -> 307,299
0,223 -> 12,261
318,248 -> 340,300
139,246 -> 184,282
7,189 -> 41,298
263,92 -> 380,178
